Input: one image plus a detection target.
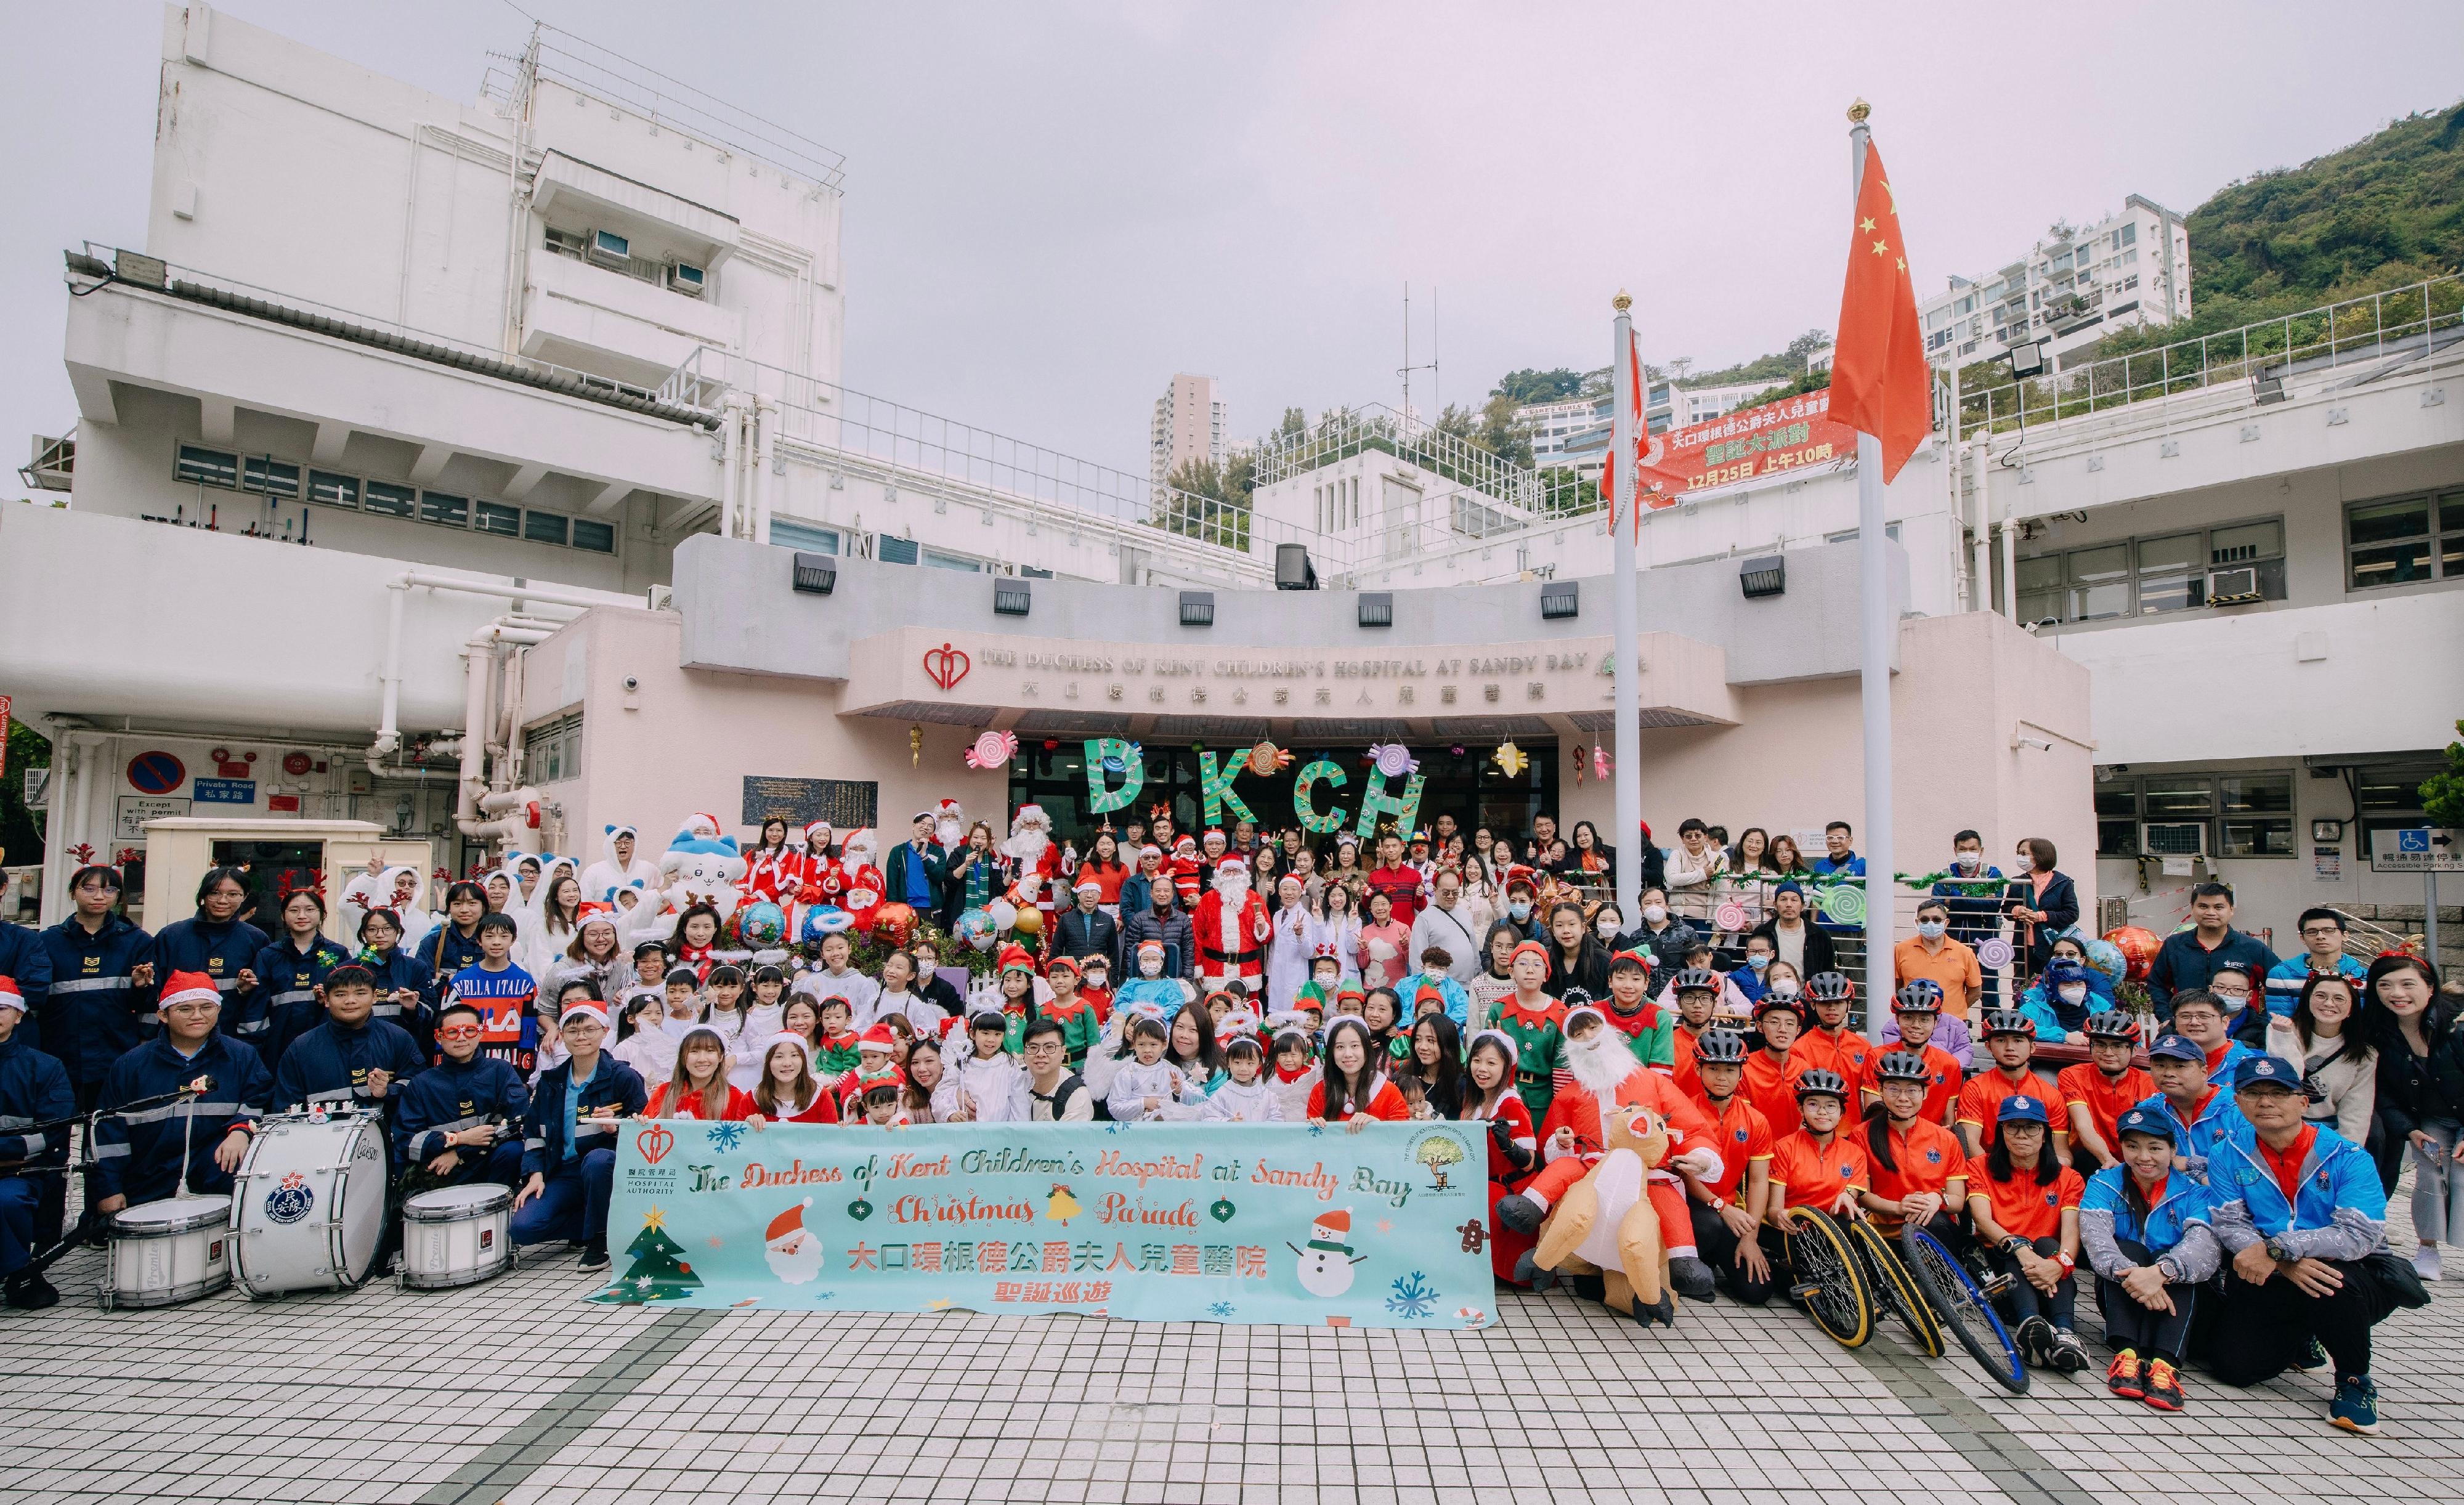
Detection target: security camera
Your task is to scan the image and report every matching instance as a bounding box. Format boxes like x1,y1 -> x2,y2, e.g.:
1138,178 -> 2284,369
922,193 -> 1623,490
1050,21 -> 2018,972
622,675 -> 640,691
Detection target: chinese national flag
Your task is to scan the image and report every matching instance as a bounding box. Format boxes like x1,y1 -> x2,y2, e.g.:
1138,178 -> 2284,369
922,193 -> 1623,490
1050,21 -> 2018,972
1600,324 -> 1643,530
1830,140 -> 1931,482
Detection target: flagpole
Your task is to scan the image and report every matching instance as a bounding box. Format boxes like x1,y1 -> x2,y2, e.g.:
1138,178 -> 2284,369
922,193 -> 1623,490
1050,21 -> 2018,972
1610,293 -> 1642,927
1849,101 -> 1895,1039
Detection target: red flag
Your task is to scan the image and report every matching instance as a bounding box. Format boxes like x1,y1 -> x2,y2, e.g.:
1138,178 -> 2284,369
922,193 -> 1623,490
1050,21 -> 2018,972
1600,325 -> 1649,533
1830,139 -> 1931,482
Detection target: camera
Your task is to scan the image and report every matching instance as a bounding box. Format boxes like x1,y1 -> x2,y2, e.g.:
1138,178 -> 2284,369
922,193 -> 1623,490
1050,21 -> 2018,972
622,675 -> 639,691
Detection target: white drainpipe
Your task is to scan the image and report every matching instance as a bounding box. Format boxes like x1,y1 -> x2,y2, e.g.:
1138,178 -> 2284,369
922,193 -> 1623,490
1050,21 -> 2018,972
752,394 -> 777,546
718,391 -> 748,538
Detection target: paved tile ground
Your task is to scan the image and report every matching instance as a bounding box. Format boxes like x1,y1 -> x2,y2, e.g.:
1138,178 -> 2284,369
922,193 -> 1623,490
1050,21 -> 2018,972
5,1183 -> 2458,1504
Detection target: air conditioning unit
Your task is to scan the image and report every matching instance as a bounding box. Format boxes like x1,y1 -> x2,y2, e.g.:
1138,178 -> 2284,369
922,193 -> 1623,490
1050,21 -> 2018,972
2205,566 -> 2263,605
588,229 -> 631,267
644,584 -> 675,611
2139,821 -> 2209,858
669,261 -> 707,297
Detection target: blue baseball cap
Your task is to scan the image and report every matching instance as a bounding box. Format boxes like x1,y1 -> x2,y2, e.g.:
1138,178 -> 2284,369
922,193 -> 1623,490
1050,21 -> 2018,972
2146,1032 -> 2203,1063
2115,1106 -> 2176,1143
1996,1093 -> 2050,1126
2233,1054 -> 2304,1092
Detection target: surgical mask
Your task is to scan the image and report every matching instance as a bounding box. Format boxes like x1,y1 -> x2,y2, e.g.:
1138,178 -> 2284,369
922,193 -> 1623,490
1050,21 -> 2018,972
1953,851 -> 1980,870
2058,983 -> 2088,1005
1084,972 -> 1107,990
1770,979 -> 1800,1000
1642,905 -> 1667,924
1509,903 -> 1531,922
1423,967 -> 1444,982
1745,954 -> 1770,970
1595,918 -> 1620,939
1916,920 -> 1945,940
1140,956 -> 1162,979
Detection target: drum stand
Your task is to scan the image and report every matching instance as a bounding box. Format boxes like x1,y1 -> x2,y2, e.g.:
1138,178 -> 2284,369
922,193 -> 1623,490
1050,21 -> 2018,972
18,1085 -> 204,1277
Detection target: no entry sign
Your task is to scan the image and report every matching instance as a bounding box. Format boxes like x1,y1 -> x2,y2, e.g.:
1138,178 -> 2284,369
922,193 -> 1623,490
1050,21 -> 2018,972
128,750 -> 187,795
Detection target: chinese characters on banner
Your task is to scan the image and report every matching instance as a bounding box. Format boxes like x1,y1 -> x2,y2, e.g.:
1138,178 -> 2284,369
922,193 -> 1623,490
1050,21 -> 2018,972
1637,389 -> 1856,500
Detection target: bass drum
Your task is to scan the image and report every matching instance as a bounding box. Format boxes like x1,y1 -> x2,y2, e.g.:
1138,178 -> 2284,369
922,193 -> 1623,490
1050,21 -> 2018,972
230,1111 -> 387,1299
103,1195 -> 233,1310
400,1183 -> 514,1290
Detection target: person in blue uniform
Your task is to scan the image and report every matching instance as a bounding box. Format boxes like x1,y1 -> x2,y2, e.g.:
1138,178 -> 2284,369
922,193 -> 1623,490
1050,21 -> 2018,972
152,867 -> 269,1061
247,886 -> 352,1068
91,970 -> 272,1214
511,997 -> 643,1271
2078,1106 -> 2217,1411
2133,1032 -> 2247,1182
394,1002 -> 529,1195
271,965 -> 426,1118
38,864 -> 155,1115
0,920 -> 51,1041
413,882 -> 490,1012
352,906 -> 435,1058
0,977 -> 74,1310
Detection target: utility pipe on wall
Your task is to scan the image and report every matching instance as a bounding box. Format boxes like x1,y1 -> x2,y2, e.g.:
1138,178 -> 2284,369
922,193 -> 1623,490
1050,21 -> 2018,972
752,394 -> 778,546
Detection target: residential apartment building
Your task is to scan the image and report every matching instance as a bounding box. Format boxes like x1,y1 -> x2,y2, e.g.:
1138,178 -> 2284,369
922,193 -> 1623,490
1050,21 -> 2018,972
1150,373 -> 1226,489
1524,377 -> 1788,476
1923,196 -> 2191,368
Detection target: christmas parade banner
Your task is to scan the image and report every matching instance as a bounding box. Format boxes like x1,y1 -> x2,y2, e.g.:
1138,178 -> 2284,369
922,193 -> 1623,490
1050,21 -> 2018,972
590,1119 -> 1496,1330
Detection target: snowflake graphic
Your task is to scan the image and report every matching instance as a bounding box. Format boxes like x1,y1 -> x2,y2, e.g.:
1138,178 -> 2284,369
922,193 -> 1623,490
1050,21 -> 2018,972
1384,1271 -> 1437,1319
1207,1301 -> 1236,1318
1306,1124 -> 1326,1138
813,1290 -> 836,1302
1375,1218 -> 1395,1235
1104,1121 -> 1132,1134
706,1122 -> 745,1153
707,1236 -> 724,1249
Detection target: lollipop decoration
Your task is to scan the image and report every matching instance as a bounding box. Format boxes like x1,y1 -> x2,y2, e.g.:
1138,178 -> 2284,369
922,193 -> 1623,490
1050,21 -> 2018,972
1368,743 -> 1419,779
1818,882 -> 1867,927
1099,741 -> 1143,775
1712,901 -> 1748,934
1492,740 -> 1528,777
1975,935 -> 2016,970
1244,739 -> 1294,776
964,729 -> 1019,770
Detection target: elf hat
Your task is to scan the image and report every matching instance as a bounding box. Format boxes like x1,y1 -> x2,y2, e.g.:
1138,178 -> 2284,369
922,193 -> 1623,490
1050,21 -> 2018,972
1047,955 -> 1082,978
1509,940 -> 1552,969
159,971 -> 221,1010
1307,1208 -> 1355,1254
764,1198 -> 813,1245
997,944 -> 1037,975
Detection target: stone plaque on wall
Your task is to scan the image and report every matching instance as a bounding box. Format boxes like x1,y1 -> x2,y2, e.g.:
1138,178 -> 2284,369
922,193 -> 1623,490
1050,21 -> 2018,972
742,776 -> 878,831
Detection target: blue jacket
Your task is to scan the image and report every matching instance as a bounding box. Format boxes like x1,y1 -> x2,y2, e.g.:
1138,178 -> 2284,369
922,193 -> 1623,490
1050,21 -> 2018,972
0,922 -> 52,1020
0,1031 -> 75,1170
2081,1163 -> 2213,1255
2019,970 -> 2115,1030
248,934 -> 355,1067
2131,1088 -> 2248,1182
393,1053 -> 532,1166
1401,970 -> 1471,1030
2007,989 -> 2067,1041
152,911 -> 270,1045
1809,853 -> 1865,931
356,947 -> 437,1055
271,1016 -> 426,1118
2207,1121 -> 2387,1261
413,923 -> 486,1008
520,1054 -> 647,1179
1930,868 -> 2007,944
92,1032 -> 274,1204
2205,1039 -> 2263,1088
38,913 -> 155,1085
2264,954 -> 2367,1018
2144,926 -> 2279,1016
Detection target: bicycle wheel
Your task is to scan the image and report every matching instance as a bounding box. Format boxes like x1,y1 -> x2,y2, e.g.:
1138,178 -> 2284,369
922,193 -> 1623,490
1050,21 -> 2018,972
1849,1218 -> 1944,1358
1900,1225 -> 2028,1393
1784,1209 -> 1873,1349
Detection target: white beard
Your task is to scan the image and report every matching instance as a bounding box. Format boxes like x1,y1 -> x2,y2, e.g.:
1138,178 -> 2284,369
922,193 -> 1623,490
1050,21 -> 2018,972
1563,1029 -> 1640,1102
1213,875 -> 1249,904
1004,827 -> 1052,866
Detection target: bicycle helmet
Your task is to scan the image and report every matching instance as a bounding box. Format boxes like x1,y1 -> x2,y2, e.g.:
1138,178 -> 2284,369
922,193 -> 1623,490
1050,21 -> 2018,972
1693,1028 -> 1749,1065
1873,1050 -> 1932,1085
1793,1068 -> 1850,1101
1805,970 -> 1855,1004
2083,1010 -> 2141,1044
1891,980 -> 1942,1014
1980,1008 -> 2036,1039
1672,967 -> 1721,996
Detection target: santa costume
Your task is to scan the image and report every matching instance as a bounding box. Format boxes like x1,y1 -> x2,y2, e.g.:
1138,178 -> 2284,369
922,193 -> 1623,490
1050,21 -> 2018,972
833,829 -> 886,934
793,822 -> 841,906
1168,836 -> 1204,906
1001,805 -> 1065,927
1191,858 -> 1270,997
1465,1030 -> 1541,1283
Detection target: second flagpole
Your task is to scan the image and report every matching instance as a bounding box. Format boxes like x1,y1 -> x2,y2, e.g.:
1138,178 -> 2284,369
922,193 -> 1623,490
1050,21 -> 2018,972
1848,101 -> 1895,1038
1610,293 -> 1642,929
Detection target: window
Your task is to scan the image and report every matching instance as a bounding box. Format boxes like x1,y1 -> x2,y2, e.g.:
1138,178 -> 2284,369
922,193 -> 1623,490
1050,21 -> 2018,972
525,712 -> 583,785
2094,771 -> 2295,859
572,518 -> 616,553
769,519 -> 840,554
922,548 -> 982,572
242,455 -> 300,500
474,501 -> 521,537
308,469 -> 360,509
363,481 -> 416,517
2355,760 -> 2443,858
523,509 -> 569,546
2120,222 -> 2137,246
2019,517 -> 2286,623
176,444 -> 238,489
2346,490 -> 2463,590
878,536 -> 920,566
419,491 -> 469,528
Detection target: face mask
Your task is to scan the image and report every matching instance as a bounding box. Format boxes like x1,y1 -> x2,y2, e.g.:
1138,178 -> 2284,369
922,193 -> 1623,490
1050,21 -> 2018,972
1916,920 -> 1945,940
1595,918 -> 1620,938
1771,979 -> 1800,1000
1642,905 -> 1668,924
1508,903 -> 1531,922
2058,984 -> 2088,1004
1422,967 -> 1444,982
1140,957 -> 1162,979
1953,851 -> 1980,870
1746,954 -> 1769,970
1084,973 -> 1106,991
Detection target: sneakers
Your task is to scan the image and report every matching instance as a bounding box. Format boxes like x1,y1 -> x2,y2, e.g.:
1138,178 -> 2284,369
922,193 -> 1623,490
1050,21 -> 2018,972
1668,1255 -> 1717,1300
2142,1358 -> 2184,1411
1493,1194 -> 1545,1234
2295,1336 -> 2330,1373
2105,1349 -> 2144,1400
2328,1374 -> 2379,1434
2015,1315 -> 2053,1368
2415,1243 -> 2442,1281
577,1242 -> 610,1272
2,1269 -> 59,1312
2047,1328 -> 2091,1373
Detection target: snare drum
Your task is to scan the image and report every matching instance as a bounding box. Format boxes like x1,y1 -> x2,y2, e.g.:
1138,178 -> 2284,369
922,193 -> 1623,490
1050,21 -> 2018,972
231,1111 -> 388,1299
400,1184 -> 514,1289
104,1195 -> 234,1310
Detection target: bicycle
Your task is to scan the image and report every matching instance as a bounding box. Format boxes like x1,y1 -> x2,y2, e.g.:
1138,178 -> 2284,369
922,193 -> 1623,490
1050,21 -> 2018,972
1899,1223 -> 2030,1393
1780,1207 -> 1873,1349
1846,1216 -> 1943,1358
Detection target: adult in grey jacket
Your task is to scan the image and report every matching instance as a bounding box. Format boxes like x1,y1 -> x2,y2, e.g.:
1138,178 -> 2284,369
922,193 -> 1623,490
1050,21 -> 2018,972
1119,885 -> 1197,983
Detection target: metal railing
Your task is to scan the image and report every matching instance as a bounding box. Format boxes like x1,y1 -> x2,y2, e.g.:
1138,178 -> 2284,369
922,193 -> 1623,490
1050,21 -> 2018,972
1252,404 -> 1595,534
1962,275 -> 2464,440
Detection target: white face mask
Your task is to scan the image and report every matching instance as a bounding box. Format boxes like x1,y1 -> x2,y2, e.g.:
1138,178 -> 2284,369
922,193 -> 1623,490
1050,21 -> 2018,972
1916,920 -> 1946,939
1771,979 -> 1801,1000
1595,918 -> 1620,938
1953,851 -> 1980,870
1140,955 -> 1162,979
2058,983 -> 2088,1004
1642,905 -> 1668,924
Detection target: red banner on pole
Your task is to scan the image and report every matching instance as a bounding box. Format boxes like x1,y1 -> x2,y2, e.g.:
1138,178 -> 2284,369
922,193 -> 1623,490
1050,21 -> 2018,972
1636,389 -> 1854,503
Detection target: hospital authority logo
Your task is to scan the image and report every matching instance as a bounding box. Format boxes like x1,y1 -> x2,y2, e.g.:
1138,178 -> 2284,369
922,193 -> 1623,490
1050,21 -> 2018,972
638,1124 -> 675,1166
265,1170 -> 314,1225
1403,1128 -> 1473,1195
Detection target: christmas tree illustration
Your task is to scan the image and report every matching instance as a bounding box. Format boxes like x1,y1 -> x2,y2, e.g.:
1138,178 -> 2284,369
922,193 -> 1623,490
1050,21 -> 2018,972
593,1206 -> 702,1304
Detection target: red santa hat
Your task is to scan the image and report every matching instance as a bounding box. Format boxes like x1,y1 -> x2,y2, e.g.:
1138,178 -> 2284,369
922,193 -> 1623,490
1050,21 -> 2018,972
857,1023 -> 899,1053
1136,939 -> 1164,961
1467,1028 -> 1519,1068
1216,857 -> 1248,876
765,1198 -> 813,1245
1072,878 -> 1101,896
1139,845 -> 1162,860
159,970 -> 221,1010
0,976 -> 22,1014
1172,835 -> 1197,853
802,821 -> 834,846
560,999 -> 610,1029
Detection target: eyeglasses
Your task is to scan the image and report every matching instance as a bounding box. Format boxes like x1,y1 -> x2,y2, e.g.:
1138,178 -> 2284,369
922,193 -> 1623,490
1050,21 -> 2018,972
436,1023 -> 484,1041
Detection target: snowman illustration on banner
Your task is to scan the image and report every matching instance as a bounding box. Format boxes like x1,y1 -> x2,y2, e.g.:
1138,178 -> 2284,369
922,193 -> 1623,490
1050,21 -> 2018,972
764,1198 -> 823,1286
1288,1207 -> 1368,1298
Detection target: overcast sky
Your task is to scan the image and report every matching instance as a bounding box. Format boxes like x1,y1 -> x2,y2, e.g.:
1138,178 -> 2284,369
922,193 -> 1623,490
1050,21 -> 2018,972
4,1 -> 2457,477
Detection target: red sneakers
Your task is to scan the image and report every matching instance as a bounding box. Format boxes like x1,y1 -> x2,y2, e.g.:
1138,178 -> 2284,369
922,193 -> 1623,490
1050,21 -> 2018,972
2142,1358 -> 2184,1411
2105,1349 -> 2143,1400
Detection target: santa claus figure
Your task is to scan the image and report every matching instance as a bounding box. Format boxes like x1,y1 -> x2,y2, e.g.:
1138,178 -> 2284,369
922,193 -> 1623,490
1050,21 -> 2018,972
933,800 -> 966,853
795,822 -> 841,903
835,828 -> 885,934
1191,856 -> 1270,996
763,1198 -> 824,1285
1001,803 -> 1064,925
1169,835 -> 1204,906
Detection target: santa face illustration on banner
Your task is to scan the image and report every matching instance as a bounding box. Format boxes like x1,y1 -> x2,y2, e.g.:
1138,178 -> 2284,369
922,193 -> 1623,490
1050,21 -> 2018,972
764,1198 -> 822,1285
